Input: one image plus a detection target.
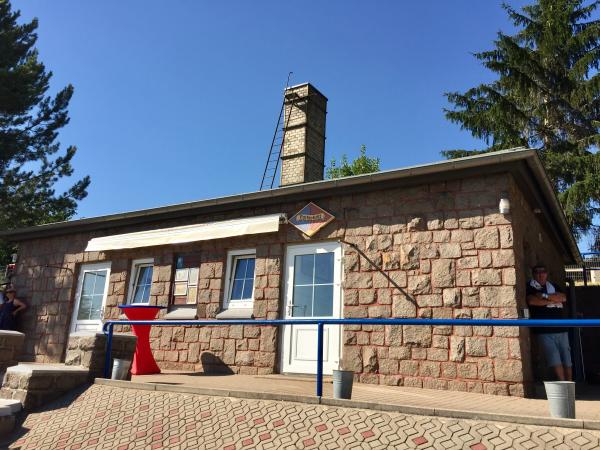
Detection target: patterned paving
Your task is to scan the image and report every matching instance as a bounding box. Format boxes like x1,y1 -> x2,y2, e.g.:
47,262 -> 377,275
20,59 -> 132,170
133,373 -> 600,421
5,384 -> 600,449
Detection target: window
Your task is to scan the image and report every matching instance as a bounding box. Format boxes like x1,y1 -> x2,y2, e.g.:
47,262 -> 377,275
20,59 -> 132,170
128,258 -> 154,304
172,253 -> 201,305
291,252 -> 335,317
224,249 -> 256,309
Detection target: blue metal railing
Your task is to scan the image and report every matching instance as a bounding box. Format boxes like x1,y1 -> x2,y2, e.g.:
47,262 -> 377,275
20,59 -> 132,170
102,318 -> 600,397
582,251 -> 600,261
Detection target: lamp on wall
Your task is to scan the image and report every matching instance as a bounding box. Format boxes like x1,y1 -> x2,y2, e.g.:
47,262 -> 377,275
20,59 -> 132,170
499,192 -> 510,214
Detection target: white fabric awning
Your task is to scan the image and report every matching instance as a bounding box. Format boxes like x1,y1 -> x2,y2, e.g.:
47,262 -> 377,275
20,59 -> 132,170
85,213 -> 285,252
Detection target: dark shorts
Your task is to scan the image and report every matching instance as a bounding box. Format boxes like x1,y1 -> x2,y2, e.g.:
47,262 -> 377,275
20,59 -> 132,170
537,332 -> 572,368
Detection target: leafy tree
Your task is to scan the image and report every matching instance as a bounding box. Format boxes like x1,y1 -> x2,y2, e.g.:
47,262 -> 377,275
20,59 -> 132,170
443,0 -> 600,244
0,0 -> 89,264
326,145 -> 381,179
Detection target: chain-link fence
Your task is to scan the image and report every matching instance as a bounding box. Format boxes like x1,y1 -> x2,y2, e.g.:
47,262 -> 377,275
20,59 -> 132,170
565,252 -> 600,285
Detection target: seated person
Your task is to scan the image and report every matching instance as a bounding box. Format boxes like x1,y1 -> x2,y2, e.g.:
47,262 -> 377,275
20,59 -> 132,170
0,286 -> 26,331
526,264 -> 572,381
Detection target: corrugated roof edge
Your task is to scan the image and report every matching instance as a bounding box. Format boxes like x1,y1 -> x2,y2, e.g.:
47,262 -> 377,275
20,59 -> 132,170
0,148 -> 581,263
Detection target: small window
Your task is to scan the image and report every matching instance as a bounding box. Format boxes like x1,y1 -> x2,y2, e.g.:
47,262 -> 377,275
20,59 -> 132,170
224,249 -> 256,309
172,253 -> 201,305
128,258 -> 154,304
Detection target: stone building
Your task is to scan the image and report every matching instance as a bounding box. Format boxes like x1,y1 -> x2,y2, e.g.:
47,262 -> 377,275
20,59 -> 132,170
0,83 -> 580,397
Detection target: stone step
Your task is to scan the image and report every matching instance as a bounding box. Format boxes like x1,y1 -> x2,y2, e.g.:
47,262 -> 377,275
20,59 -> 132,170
0,399 -> 22,415
1,363 -> 90,410
9,362 -> 88,374
0,330 -> 25,375
0,398 -> 21,437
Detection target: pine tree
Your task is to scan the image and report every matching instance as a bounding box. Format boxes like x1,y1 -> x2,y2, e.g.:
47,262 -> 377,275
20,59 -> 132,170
0,0 -> 90,263
444,0 -> 600,247
326,145 -> 381,179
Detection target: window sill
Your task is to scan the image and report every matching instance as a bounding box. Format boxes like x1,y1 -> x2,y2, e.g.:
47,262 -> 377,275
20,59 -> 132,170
215,308 -> 254,320
164,307 -> 198,320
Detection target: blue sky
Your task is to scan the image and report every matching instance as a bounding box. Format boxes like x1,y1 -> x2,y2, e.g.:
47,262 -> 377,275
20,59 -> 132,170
18,1 -> 593,246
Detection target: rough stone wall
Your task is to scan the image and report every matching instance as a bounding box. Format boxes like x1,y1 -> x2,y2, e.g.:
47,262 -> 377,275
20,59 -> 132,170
0,331 -> 25,373
13,225 -> 290,375
13,234 -> 94,362
9,171 -> 560,395
65,332 -> 137,380
134,239 -> 284,375
58,236 -> 284,375
510,180 -> 566,286
339,175 -> 529,396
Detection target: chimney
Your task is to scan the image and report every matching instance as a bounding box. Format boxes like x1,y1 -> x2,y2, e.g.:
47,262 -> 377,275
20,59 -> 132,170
280,83 -> 327,187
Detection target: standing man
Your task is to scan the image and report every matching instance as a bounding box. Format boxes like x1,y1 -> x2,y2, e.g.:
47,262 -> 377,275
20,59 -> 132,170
526,265 -> 572,381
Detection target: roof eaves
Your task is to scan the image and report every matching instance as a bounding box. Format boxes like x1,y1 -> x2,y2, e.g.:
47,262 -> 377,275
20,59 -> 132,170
0,147 -> 544,241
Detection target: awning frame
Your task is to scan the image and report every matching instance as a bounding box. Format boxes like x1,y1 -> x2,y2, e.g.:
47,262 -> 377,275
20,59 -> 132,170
85,213 -> 286,252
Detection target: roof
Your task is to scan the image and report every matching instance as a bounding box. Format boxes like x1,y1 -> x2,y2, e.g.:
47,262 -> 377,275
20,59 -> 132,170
0,148 -> 581,264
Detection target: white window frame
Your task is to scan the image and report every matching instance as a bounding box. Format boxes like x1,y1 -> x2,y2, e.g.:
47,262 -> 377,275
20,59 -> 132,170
223,249 -> 256,310
127,258 -> 154,304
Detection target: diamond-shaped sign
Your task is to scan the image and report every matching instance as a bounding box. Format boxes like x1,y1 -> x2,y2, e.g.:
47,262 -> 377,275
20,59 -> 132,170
289,202 -> 335,237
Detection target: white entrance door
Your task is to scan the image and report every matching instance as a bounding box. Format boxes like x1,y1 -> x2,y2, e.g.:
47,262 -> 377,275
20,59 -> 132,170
282,242 -> 342,375
70,262 -> 111,333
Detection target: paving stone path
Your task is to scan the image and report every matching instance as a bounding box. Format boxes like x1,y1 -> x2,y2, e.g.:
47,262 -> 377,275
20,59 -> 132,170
5,384 -> 600,449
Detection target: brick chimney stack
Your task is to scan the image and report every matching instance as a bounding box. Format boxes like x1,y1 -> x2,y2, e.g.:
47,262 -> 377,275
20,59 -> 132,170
279,83 -> 327,187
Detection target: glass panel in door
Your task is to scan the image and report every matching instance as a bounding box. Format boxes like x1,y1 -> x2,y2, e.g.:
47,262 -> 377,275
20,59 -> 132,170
71,262 -> 111,333
291,252 -> 335,318
77,271 -> 107,321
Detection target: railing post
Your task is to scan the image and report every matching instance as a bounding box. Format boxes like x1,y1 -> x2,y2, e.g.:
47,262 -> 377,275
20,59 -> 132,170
316,322 -> 324,397
103,323 -> 114,379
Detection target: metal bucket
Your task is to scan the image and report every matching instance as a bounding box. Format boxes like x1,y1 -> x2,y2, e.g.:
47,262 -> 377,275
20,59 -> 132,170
544,381 -> 576,419
111,358 -> 132,380
333,370 -> 354,399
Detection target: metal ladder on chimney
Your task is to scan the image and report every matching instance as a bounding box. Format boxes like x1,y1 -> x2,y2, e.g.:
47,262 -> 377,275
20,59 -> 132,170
259,73 -> 298,190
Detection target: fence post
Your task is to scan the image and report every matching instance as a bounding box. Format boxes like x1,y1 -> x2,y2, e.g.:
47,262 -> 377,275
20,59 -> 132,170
316,322 -> 324,397
566,279 -> 585,382
103,323 -> 114,379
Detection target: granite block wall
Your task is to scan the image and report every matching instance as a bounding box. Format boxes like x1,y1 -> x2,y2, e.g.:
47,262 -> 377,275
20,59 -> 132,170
9,172 -> 563,396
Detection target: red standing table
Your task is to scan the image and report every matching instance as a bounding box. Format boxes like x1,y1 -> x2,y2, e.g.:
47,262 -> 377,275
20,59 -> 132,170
119,305 -> 166,375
